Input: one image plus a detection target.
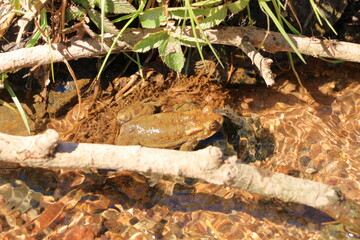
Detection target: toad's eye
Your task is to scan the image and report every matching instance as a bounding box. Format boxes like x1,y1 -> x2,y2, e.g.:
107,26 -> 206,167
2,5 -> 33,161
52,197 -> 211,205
209,121 -> 218,130
117,113 -> 131,124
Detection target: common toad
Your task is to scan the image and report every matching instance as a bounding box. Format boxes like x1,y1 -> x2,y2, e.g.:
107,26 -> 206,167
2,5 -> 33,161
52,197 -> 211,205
116,105 -> 223,151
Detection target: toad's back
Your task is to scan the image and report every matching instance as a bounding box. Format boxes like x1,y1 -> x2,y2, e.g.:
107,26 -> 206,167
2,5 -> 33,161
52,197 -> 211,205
116,107 -> 223,150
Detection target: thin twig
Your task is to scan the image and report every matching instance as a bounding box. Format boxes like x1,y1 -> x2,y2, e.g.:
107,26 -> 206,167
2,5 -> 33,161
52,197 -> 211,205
237,36 -> 275,86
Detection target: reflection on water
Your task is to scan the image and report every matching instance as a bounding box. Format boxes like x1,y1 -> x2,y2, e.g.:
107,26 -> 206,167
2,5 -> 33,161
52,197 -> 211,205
256,82 -> 360,204
0,166 -> 338,239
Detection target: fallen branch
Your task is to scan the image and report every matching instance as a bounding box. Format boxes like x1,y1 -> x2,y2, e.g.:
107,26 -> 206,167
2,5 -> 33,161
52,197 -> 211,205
0,26 -> 359,73
0,129 -> 359,234
237,37 -> 275,86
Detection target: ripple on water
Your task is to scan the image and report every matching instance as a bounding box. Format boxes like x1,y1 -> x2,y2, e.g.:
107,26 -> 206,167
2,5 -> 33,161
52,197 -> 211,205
257,82 -> 360,203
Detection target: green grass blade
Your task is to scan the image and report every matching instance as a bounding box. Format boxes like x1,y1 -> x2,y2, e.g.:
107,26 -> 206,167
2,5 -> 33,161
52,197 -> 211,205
112,12 -> 136,23
101,0 -> 106,48
185,0 -> 205,61
185,0 -> 223,68
119,52 -> 144,78
287,52 -> 304,89
318,57 -> 345,63
271,0 -> 281,22
275,0 -> 285,10
122,52 -> 142,66
135,53 -> 144,79
46,31 -> 55,83
2,76 -> 30,134
26,9 -> 48,48
95,0 -> 146,81
10,9 -> 26,14
246,4 -> 254,26
309,0 -> 323,25
309,0 -> 337,35
280,15 -> 301,35
259,0 -> 305,63
321,17 -> 337,35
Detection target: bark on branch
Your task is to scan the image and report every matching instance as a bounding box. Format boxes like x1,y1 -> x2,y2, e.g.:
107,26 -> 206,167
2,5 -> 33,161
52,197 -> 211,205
0,129 -> 359,234
238,38 -> 275,86
0,26 -> 359,73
